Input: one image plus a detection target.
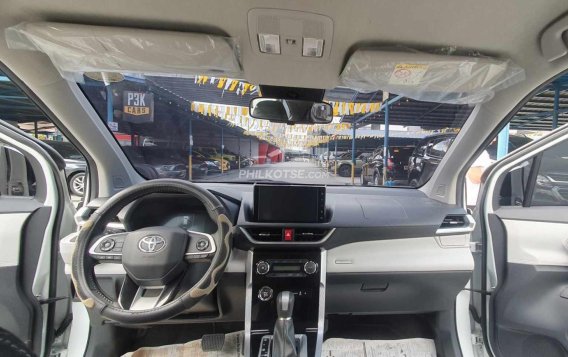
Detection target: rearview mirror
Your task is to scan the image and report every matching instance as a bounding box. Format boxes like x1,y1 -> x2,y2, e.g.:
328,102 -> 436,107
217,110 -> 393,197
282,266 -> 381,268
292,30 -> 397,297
249,98 -> 333,124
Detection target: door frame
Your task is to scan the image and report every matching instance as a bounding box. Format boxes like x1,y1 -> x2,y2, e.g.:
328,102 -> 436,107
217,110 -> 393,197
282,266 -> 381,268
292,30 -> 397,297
0,120 -> 69,356
476,123 -> 568,356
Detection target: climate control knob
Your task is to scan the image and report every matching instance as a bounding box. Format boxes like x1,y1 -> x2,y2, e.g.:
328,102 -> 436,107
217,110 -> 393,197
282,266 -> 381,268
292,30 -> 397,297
304,261 -> 318,275
256,261 -> 270,275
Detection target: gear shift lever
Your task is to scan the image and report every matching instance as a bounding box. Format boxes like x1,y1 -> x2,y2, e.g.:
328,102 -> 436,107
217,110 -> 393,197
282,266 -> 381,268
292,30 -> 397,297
272,291 -> 297,357
277,290 -> 295,319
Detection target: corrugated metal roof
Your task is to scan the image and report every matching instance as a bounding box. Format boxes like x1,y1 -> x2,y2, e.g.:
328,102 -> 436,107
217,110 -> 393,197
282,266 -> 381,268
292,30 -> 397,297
322,128 -> 427,139
3,70 -> 568,134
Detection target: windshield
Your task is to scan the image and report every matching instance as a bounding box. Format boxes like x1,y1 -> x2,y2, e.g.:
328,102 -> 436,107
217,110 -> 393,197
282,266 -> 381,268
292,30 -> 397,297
78,74 -> 472,186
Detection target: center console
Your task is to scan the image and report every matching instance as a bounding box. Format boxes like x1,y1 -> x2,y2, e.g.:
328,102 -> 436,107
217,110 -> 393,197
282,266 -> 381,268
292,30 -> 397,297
245,249 -> 326,357
244,185 -> 328,357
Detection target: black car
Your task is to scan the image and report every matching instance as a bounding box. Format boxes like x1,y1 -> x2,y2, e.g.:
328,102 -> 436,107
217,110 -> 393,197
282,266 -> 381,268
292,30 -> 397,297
44,140 -> 87,196
407,133 -> 533,187
407,133 -> 456,187
361,146 -> 415,185
123,146 -> 219,180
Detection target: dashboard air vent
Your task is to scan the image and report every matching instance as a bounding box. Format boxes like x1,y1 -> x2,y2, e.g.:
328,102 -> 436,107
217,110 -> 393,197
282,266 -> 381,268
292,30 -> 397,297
244,227 -> 332,242
293,228 -> 331,242
246,228 -> 283,242
440,215 -> 468,229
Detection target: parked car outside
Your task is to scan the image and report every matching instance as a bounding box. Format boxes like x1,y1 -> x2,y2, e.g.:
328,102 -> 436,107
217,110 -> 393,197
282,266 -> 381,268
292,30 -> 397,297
407,133 -> 457,187
194,147 -> 235,171
408,133 -> 534,187
332,151 -> 372,177
361,146 -> 415,186
319,150 -> 346,167
44,140 -> 87,196
123,146 -> 218,180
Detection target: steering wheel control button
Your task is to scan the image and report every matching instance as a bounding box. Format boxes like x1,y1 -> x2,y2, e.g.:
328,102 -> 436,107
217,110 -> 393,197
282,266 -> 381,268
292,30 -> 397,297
258,286 -> 273,301
304,261 -> 318,275
256,261 -> 270,275
196,238 -> 210,251
99,239 -> 115,252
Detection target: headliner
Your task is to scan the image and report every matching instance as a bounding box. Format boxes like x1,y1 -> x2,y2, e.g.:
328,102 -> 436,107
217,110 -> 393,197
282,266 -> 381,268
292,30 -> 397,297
2,0 -> 568,202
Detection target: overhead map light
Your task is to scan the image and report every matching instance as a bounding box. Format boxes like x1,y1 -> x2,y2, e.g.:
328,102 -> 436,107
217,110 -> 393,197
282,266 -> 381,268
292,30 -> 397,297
258,34 -> 281,54
302,38 -> 324,57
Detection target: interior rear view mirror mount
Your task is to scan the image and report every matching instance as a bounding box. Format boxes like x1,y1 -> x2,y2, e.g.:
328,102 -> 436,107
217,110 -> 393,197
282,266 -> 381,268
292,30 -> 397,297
249,97 -> 333,124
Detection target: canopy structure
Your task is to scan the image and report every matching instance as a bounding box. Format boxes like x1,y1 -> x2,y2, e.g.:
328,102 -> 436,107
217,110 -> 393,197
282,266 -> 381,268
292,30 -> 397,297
2,72 -> 568,144
509,75 -> 568,130
0,74 -> 46,122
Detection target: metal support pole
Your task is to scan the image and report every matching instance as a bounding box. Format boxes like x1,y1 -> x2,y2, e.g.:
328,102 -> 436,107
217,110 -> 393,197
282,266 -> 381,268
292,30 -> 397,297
188,116 -> 193,181
221,127 -> 224,173
238,137 -> 241,170
552,82 -> 560,129
334,137 -> 338,175
496,124 -> 510,160
34,121 -> 38,138
382,102 -> 390,185
326,139 -> 330,171
351,123 -> 356,184
106,86 -> 113,122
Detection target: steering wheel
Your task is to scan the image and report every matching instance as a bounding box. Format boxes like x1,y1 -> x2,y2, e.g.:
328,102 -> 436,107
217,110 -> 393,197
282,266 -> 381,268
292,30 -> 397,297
71,179 -> 233,324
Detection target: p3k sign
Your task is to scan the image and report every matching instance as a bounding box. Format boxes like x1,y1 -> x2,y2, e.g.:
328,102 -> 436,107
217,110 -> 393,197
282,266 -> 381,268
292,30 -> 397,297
123,91 -> 154,123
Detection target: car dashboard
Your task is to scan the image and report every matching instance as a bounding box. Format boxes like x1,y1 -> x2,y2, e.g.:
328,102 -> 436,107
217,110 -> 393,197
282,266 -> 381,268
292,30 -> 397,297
60,183 -> 474,355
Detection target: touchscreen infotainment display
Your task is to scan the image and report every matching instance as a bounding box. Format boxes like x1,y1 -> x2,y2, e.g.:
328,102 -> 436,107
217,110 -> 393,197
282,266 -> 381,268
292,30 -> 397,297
254,185 -> 326,223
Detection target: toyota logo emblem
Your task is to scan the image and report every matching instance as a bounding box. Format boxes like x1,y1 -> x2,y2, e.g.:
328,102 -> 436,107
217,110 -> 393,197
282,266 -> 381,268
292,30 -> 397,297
138,235 -> 166,253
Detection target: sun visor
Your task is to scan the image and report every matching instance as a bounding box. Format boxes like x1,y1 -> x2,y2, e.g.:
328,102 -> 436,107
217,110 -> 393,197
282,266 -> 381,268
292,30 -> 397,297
5,22 -> 242,82
340,47 -> 525,104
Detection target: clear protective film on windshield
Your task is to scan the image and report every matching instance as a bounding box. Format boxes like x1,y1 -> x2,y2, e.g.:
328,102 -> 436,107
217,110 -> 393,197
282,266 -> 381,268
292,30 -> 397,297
340,46 -> 525,104
5,22 -> 243,82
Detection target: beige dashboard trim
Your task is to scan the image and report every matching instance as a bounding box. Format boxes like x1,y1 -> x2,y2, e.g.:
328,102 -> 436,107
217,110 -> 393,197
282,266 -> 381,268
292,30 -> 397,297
327,237 -> 474,273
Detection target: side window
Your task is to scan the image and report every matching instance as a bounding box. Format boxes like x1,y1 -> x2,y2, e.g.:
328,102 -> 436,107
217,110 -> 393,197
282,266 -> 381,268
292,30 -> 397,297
0,70 -> 86,200
415,143 -> 427,156
428,138 -> 451,157
466,75 -> 568,207
531,140 -> 568,206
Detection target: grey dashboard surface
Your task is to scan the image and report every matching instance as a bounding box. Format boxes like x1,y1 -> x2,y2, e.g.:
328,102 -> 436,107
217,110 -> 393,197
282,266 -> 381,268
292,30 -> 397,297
89,183 -> 466,249
230,184 -> 465,248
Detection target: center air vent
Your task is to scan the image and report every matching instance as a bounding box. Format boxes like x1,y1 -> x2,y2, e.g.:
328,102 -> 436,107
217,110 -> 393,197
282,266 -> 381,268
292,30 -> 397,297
246,228 -> 283,242
243,227 -> 333,243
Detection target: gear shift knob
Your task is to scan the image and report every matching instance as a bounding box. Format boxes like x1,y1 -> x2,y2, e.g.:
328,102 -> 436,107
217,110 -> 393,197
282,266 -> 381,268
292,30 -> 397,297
276,291 -> 295,319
